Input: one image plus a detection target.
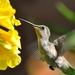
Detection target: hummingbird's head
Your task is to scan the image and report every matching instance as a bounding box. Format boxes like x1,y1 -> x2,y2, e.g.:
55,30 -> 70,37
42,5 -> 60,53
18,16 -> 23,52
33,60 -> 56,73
19,18 -> 51,39
33,25 -> 51,39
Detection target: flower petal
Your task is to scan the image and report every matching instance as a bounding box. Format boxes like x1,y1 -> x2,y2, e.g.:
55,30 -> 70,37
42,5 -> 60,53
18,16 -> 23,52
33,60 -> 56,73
7,54 -> 21,68
0,0 -> 21,70
0,59 -> 7,70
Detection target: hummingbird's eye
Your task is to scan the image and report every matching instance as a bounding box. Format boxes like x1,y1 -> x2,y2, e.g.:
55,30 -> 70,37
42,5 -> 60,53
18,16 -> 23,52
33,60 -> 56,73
41,27 -> 44,30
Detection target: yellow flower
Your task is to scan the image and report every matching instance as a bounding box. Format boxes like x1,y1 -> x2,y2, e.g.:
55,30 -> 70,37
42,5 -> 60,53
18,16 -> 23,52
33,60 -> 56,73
0,0 -> 21,70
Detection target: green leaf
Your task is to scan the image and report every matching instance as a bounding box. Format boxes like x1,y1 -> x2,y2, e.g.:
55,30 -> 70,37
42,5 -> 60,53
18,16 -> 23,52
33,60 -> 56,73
55,1 -> 75,23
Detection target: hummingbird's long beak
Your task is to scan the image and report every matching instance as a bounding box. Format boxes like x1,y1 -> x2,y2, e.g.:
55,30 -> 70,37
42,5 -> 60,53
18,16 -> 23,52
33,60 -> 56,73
19,18 -> 38,27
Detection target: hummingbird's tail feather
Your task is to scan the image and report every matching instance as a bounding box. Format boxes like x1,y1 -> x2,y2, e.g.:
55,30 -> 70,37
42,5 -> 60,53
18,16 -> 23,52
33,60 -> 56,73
55,56 -> 75,75
61,66 -> 75,75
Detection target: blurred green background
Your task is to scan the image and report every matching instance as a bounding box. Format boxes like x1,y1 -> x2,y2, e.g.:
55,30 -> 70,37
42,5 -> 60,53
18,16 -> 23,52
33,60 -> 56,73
0,0 -> 75,75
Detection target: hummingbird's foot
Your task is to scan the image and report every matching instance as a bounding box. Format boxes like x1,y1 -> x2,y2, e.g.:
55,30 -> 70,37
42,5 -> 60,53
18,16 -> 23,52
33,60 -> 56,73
49,66 -> 55,71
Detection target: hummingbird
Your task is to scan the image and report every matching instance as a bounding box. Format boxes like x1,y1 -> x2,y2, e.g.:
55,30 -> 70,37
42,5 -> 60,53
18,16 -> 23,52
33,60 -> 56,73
20,18 -> 75,75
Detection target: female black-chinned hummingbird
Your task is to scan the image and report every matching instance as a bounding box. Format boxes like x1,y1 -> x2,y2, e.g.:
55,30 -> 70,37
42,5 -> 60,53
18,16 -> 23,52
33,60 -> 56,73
20,18 -> 75,75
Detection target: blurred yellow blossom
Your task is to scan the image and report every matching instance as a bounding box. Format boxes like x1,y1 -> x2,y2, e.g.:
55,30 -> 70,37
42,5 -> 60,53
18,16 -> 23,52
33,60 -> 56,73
0,0 -> 21,70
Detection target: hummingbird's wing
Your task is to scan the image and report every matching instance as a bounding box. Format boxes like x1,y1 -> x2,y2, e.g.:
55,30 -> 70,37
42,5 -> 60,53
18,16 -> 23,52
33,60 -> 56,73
53,29 -> 75,56
55,56 -> 75,75
53,35 -> 66,56
25,41 -> 44,61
